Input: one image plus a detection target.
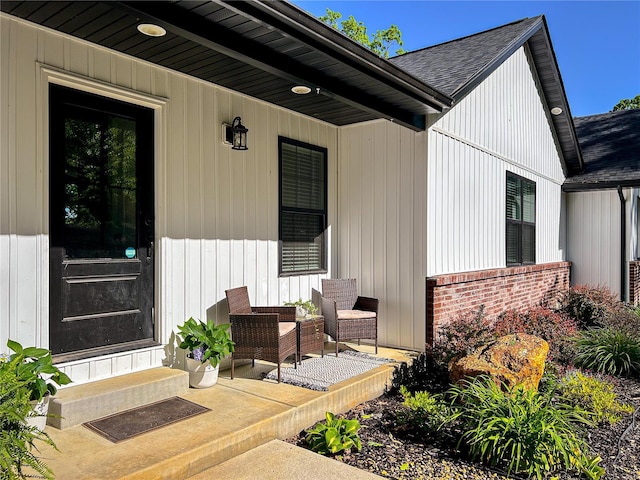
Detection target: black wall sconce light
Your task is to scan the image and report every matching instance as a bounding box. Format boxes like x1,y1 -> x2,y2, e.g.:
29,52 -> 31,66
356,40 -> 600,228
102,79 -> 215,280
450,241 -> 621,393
224,116 -> 248,150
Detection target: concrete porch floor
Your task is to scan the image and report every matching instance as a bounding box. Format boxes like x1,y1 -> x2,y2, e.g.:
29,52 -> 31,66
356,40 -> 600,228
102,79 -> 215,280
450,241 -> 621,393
38,344 -> 414,479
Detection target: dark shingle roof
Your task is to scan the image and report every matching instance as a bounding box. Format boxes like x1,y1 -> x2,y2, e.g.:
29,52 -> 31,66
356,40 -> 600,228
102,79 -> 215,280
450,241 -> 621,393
563,109 -> 640,191
389,17 -> 540,97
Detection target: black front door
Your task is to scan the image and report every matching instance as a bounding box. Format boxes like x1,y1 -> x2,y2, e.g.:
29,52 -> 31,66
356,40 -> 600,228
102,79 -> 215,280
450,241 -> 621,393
49,85 -> 155,357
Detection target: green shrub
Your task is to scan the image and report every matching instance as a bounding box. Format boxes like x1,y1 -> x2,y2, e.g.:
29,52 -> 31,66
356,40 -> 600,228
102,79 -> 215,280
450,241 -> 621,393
0,356 -> 57,480
558,285 -> 624,330
574,327 -> 640,377
494,307 -> 578,364
398,385 -> 450,434
558,371 -> 634,425
429,305 -> 495,366
304,412 -> 362,455
390,352 -> 450,395
446,376 -> 603,480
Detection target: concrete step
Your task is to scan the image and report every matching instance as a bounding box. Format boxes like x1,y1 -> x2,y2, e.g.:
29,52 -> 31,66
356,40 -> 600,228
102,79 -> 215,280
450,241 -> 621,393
188,439 -> 384,480
47,367 -> 189,429
38,345 -> 415,480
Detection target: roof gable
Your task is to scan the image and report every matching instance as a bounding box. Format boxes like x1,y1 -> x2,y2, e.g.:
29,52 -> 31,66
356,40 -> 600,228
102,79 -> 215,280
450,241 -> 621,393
391,15 -> 583,176
564,109 -> 640,191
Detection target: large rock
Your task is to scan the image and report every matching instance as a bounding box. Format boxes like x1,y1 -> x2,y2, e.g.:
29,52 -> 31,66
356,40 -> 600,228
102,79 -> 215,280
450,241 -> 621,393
448,333 -> 549,391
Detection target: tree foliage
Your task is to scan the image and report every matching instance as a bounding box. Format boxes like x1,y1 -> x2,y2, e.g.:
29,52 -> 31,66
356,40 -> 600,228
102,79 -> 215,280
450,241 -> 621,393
319,8 -> 405,58
611,94 -> 640,111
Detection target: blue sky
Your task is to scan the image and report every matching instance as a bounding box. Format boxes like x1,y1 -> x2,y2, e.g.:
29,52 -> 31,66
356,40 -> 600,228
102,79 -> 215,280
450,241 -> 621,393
292,1 -> 640,118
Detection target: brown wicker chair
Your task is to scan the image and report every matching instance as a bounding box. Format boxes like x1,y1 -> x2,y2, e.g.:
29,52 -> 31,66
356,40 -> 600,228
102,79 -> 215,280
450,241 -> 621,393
225,286 -> 297,382
320,278 -> 378,356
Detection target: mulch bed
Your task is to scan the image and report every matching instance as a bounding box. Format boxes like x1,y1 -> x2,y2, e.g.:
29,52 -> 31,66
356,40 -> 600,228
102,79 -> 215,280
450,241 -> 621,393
287,377 -> 640,479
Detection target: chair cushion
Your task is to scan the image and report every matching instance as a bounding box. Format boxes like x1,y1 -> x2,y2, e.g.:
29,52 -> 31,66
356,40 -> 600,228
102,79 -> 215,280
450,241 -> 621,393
279,322 -> 297,336
337,309 -> 376,320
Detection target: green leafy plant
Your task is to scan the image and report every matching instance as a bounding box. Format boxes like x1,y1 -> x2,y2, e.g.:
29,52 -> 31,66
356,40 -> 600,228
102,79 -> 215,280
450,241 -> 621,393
0,356 -> 58,479
177,317 -> 235,368
319,8 -> 405,58
574,327 -> 640,377
284,298 -> 318,316
446,376 -> 603,480
558,370 -> 634,424
304,411 -> 362,455
6,339 -> 72,402
494,307 -> 577,364
612,94 -> 640,111
398,385 -> 450,434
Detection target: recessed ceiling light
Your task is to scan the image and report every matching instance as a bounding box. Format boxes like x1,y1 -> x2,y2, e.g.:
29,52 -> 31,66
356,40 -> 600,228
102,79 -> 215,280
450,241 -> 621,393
550,107 -> 563,116
291,85 -> 312,95
137,23 -> 167,37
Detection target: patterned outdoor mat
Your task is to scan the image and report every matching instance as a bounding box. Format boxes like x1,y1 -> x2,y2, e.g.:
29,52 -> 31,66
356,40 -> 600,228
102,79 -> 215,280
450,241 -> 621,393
264,351 -> 391,391
83,397 -> 210,443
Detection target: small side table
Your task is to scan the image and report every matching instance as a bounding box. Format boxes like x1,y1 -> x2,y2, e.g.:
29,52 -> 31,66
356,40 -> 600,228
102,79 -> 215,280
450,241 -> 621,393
296,314 -> 324,363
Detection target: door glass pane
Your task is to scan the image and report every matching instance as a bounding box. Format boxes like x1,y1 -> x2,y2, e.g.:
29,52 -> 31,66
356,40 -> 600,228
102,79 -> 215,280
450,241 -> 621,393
63,114 -> 137,259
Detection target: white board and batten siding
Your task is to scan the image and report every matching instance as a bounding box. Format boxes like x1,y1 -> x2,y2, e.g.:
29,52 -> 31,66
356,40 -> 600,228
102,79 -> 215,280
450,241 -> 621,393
566,188 -> 637,298
0,14 -> 337,385
427,46 -> 566,277
337,121 -> 428,350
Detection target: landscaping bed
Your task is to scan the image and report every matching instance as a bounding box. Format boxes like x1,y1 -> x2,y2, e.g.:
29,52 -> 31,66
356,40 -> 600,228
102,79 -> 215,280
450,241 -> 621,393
290,375 -> 639,479
288,376 -> 639,479
287,286 -> 640,479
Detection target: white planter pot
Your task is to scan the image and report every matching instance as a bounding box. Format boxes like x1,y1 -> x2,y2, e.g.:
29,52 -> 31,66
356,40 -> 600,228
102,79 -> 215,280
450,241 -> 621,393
185,357 -> 220,388
295,306 -> 308,319
26,394 -> 50,431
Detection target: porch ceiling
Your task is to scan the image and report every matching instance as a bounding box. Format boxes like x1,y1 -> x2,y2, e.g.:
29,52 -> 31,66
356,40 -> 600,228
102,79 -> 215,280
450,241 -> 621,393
1,0 -> 452,131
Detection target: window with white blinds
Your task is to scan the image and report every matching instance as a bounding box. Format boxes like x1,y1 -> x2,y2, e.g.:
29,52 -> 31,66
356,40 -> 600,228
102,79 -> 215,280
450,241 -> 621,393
506,172 -> 536,266
279,137 -> 327,275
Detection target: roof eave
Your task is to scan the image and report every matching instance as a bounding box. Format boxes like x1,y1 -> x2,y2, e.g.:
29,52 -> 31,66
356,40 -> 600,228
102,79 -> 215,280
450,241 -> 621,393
562,179 -> 640,192
114,0 -> 451,131
244,0 -> 453,111
533,17 -> 584,174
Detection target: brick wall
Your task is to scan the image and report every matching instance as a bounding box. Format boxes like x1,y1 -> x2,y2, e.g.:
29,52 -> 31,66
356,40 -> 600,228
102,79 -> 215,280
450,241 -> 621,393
426,262 -> 571,346
630,261 -> 640,306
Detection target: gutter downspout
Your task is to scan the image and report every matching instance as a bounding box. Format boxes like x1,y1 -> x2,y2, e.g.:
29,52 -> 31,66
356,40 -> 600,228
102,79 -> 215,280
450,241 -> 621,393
618,186 -> 626,302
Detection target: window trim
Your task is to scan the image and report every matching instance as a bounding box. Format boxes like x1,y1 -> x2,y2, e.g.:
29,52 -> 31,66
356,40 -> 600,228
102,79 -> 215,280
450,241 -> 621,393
278,136 -> 328,276
506,171 -> 536,267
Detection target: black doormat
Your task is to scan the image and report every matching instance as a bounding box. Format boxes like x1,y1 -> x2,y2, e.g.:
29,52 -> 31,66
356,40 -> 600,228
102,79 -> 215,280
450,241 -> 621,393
83,397 -> 210,443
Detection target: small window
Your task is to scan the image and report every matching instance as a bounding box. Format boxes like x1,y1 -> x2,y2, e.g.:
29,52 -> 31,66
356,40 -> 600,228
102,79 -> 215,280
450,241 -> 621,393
506,172 -> 536,266
279,137 -> 327,275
